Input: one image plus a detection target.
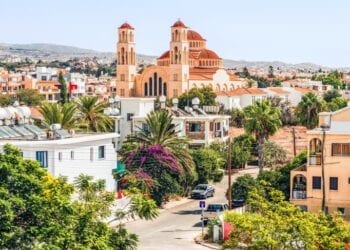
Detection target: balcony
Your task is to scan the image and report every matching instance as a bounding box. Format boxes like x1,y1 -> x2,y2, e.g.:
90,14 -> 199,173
309,154 -> 321,165
292,190 -> 306,199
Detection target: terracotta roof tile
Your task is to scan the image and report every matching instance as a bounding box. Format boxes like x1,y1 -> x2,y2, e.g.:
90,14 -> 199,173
268,87 -> 290,94
217,88 -> 266,96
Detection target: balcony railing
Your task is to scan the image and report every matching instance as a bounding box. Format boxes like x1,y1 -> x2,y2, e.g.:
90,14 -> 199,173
292,190 -> 307,199
309,154 -> 321,165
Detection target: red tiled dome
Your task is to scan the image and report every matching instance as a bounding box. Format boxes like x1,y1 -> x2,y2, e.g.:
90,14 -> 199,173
199,49 -> 220,59
171,20 -> 187,28
158,50 -> 170,59
187,30 -> 206,41
119,22 -> 134,30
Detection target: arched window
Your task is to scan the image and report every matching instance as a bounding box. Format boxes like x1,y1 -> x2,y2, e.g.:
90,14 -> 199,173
175,30 -> 179,41
163,82 -> 167,96
153,72 -> 158,96
149,77 -> 153,96
122,31 -> 126,42
174,47 -> 178,64
121,47 -> 125,64
144,83 -> 148,96
158,77 -> 162,95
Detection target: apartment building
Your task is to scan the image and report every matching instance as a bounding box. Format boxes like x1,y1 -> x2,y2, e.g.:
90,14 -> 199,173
290,103 -> 350,216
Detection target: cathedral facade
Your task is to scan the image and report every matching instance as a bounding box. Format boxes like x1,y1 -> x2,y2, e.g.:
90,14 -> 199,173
116,20 -> 247,98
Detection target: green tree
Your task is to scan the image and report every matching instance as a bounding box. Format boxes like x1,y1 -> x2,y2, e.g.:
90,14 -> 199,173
17,89 -> 44,106
58,71 -> 68,104
75,96 -> 114,132
295,92 -> 324,129
231,134 -> 255,168
268,65 -> 274,78
39,102 -> 77,129
258,150 -> 307,199
323,89 -> 342,102
177,86 -> 216,109
0,144 -> 158,249
224,108 -> 245,127
244,100 -> 281,173
231,174 -> 256,201
191,148 -> 225,183
224,183 -> 350,250
124,109 -> 195,176
0,95 -> 14,106
261,141 -> 287,169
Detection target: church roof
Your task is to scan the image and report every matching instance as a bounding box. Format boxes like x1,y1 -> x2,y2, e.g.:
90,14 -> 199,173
198,49 -> 220,59
158,50 -> 170,60
119,22 -> 134,30
171,20 -> 187,28
187,30 -> 206,41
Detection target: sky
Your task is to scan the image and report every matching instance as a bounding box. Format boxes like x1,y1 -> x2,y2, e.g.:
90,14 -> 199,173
1,0 -> 350,67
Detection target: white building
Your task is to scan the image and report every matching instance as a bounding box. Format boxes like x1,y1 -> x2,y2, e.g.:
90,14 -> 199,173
66,72 -> 86,97
216,87 -> 315,110
107,97 -> 229,148
36,67 -> 58,81
0,105 -> 118,191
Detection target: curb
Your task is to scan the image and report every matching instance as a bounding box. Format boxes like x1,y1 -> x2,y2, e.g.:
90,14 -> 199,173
194,235 -> 220,250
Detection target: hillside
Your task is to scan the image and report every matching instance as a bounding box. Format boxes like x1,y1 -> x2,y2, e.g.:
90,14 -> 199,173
0,43 -> 336,71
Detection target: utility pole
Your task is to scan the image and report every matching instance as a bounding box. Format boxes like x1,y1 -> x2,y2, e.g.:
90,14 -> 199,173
292,127 -> 296,157
227,137 -> 232,209
321,127 -> 327,212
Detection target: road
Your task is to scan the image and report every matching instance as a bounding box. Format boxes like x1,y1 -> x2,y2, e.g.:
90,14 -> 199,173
125,168 -> 259,250
126,185 -> 226,250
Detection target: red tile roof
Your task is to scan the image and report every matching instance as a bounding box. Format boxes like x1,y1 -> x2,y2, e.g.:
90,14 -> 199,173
268,87 -> 290,94
119,22 -> 134,30
171,20 -> 187,28
187,30 -> 206,41
218,88 -> 266,96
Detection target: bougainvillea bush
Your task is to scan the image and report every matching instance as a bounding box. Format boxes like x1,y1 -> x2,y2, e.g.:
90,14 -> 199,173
124,145 -> 183,206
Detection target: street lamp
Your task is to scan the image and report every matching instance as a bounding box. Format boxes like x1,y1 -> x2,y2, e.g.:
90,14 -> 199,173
320,123 -> 330,213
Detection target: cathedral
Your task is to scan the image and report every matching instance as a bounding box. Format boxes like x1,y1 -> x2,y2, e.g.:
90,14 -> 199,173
116,20 -> 247,98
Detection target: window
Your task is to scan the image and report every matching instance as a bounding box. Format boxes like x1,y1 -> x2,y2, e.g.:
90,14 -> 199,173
173,74 -> 178,81
36,151 -> 48,168
338,207 -> 345,215
189,122 -> 201,132
332,143 -> 350,156
120,74 -> 125,81
58,152 -> 62,161
142,123 -> 149,133
70,151 -> 74,160
330,177 -> 338,190
98,146 -> 105,159
173,89 -> 178,97
120,88 -> 125,96
312,176 -> 321,189
90,147 -> 94,161
127,113 -> 134,121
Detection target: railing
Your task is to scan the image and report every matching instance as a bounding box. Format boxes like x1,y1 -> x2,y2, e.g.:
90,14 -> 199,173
309,154 -> 321,165
292,190 -> 307,199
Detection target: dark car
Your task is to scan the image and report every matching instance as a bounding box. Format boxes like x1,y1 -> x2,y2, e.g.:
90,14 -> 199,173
191,184 -> 215,199
232,199 -> 245,208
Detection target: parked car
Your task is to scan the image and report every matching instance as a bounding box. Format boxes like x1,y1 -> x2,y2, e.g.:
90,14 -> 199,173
232,199 -> 245,208
191,184 -> 215,199
202,203 -> 229,225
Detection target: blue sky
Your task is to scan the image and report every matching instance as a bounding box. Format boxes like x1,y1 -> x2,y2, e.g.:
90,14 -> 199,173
1,0 -> 350,67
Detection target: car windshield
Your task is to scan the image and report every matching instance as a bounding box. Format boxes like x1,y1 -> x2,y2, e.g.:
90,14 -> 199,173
207,204 -> 224,211
195,185 -> 207,190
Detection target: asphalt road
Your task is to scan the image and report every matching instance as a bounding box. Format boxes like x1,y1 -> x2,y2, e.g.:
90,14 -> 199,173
125,172 -> 232,250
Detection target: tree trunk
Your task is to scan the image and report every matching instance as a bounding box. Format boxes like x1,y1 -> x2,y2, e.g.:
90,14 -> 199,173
258,137 -> 264,174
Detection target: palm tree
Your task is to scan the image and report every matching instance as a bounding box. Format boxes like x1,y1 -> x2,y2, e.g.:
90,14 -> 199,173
296,93 -> 324,129
75,96 -> 114,132
244,100 -> 281,173
39,102 -> 77,129
124,109 -> 195,175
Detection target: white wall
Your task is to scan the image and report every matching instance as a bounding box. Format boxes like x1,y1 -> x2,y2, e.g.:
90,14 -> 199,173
3,136 -> 117,191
